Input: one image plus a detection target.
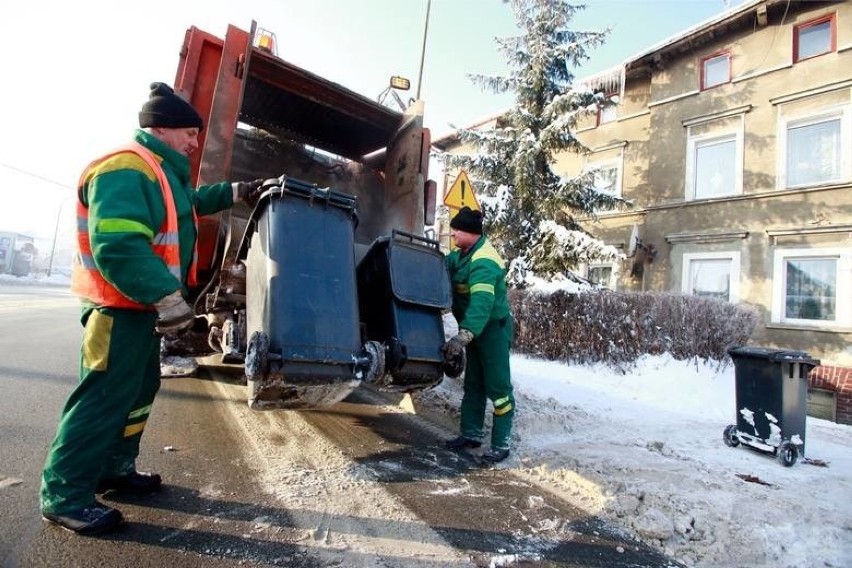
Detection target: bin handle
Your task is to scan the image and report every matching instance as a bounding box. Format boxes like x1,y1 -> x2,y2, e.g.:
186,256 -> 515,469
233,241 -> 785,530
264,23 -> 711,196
236,175 -> 359,261
391,229 -> 440,250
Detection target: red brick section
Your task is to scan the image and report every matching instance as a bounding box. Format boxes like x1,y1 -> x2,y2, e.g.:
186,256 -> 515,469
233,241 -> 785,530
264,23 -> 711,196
808,366 -> 852,425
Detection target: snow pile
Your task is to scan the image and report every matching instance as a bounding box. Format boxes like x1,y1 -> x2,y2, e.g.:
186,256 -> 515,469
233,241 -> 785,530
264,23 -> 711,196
0,272 -> 71,287
415,354 -> 852,568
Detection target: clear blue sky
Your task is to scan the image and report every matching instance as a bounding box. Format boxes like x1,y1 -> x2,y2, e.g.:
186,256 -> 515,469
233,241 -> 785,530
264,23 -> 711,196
0,0 -> 741,241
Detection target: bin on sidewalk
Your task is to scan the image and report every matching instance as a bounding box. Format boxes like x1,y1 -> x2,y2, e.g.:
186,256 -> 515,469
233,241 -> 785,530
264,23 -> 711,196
723,346 -> 820,466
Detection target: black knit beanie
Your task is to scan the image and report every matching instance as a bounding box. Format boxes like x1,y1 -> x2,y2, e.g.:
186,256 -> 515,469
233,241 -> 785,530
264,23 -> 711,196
449,207 -> 483,235
138,82 -> 203,129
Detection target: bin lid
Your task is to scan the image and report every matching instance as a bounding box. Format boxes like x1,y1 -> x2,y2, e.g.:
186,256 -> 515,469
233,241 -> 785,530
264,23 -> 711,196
728,346 -> 820,365
238,176 -> 357,261
388,241 -> 452,308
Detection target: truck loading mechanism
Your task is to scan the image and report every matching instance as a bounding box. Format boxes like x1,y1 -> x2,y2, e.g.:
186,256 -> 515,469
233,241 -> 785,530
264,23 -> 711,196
163,22 -> 450,409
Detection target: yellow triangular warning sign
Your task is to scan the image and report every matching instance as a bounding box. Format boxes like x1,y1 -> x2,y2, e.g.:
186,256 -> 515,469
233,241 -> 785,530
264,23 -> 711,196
443,170 -> 480,211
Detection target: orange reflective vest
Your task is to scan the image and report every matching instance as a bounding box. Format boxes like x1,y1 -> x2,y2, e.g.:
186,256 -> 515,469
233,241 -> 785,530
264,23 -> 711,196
70,141 -> 198,308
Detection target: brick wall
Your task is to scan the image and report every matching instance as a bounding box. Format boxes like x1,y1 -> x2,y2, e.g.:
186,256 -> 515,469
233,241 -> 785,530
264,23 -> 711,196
809,366 -> 852,425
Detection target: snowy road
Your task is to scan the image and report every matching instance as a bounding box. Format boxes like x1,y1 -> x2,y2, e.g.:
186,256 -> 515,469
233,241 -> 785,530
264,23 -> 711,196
127,376 -> 680,567
12,376 -> 681,567
4,281 -> 850,567
1,282 -> 679,567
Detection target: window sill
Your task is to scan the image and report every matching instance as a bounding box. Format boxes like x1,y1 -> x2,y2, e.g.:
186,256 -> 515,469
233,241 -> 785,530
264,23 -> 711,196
766,323 -> 852,334
794,51 -> 833,65
700,81 -> 730,92
780,179 -> 851,192
685,193 -> 741,202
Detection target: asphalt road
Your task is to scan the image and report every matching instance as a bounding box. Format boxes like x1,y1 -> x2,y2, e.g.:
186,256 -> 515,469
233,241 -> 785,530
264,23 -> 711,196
0,284 -> 83,566
0,283 -> 680,567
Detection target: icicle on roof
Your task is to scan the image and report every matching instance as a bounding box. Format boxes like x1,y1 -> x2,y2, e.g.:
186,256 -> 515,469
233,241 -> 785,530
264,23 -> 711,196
575,65 -> 623,94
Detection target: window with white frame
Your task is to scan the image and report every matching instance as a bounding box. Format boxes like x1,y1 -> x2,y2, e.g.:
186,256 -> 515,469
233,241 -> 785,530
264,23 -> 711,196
585,158 -> 622,197
772,248 -> 851,327
780,106 -> 850,188
701,51 -> 730,90
587,264 -> 615,289
682,252 -> 740,303
794,14 -> 836,63
686,128 -> 742,200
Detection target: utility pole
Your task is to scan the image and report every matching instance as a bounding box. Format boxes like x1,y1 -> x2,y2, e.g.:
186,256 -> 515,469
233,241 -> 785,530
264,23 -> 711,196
47,197 -> 73,277
415,0 -> 432,100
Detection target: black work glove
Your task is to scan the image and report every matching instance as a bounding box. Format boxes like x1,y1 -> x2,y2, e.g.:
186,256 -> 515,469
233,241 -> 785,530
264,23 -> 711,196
153,291 -> 194,335
441,329 -> 473,378
232,179 -> 266,207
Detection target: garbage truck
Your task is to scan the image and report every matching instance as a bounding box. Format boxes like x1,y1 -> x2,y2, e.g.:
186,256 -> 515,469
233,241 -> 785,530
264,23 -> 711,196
164,23 -> 452,409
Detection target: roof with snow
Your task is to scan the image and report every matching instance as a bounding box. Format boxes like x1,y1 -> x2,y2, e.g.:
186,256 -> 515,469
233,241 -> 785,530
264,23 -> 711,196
432,0 -> 839,146
431,112 -> 506,151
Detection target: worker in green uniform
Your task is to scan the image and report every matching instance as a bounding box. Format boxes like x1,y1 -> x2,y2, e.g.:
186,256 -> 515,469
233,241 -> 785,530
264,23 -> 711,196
40,82 -> 265,535
442,206 -> 515,465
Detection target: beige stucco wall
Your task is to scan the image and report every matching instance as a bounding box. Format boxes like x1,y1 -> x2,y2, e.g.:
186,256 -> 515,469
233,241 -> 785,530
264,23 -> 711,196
436,1 -> 852,366
557,1 -> 852,365
580,1 -> 852,365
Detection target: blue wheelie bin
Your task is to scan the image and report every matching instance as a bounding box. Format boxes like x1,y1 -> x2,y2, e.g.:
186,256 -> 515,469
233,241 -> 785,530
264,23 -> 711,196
240,176 -> 380,409
356,230 -> 451,391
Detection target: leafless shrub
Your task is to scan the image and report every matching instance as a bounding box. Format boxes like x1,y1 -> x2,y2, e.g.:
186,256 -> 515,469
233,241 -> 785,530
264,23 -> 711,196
509,289 -> 759,371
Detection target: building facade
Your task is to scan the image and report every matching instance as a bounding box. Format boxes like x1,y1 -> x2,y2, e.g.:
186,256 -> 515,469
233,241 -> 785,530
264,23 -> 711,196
434,0 -> 852,423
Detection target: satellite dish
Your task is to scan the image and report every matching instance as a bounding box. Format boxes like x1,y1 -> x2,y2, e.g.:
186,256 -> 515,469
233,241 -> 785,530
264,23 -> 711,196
627,224 -> 640,257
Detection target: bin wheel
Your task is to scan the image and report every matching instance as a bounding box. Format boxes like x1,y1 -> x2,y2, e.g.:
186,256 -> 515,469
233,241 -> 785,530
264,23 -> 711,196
776,440 -> 799,467
355,341 -> 385,383
723,424 -> 740,448
245,331 -> 269,381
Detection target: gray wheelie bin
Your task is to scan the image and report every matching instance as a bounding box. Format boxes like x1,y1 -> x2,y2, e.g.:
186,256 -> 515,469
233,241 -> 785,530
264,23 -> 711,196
356,230 -> 452,391
723,346 -> 820,466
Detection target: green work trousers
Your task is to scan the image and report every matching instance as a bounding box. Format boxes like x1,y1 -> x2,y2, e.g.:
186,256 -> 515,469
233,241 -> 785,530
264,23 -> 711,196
459,317 -> 515,450
40,307 -> 161,514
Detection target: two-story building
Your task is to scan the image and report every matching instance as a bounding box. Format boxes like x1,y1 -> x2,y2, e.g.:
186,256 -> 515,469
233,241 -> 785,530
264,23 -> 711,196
434,0 -> 852,424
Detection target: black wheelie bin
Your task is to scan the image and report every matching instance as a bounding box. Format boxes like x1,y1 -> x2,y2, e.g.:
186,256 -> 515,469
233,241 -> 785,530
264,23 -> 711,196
241,176 -> 382,409
356,230 -> 452,391
723,346 -> 820,466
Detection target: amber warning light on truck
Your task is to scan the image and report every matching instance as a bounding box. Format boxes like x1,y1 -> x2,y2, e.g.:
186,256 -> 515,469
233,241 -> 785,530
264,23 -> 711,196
254,28 -> 277,55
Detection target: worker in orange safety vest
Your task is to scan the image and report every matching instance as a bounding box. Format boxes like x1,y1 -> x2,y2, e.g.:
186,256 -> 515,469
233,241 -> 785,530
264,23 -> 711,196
40,82 -> 265,535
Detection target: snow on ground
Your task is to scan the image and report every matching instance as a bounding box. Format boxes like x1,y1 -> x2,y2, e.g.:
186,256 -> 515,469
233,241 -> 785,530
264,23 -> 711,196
415,354 -> 852,568
9,272 -> 850,566
0,272 -> 71,286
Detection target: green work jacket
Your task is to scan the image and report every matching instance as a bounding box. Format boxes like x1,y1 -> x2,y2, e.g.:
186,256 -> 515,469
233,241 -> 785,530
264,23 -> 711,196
445,235 -> 511,338
79,129 -> 233,305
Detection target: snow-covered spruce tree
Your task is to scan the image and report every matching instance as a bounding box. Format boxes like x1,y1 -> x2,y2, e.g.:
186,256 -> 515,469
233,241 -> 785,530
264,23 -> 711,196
445,0 -> 627,285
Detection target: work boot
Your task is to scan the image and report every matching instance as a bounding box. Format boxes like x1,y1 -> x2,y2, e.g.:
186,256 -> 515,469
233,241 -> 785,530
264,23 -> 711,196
445,436 -> 482,450
42,502 -> 123,535
97,471 -> 162,495
479,447 -> 510,465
